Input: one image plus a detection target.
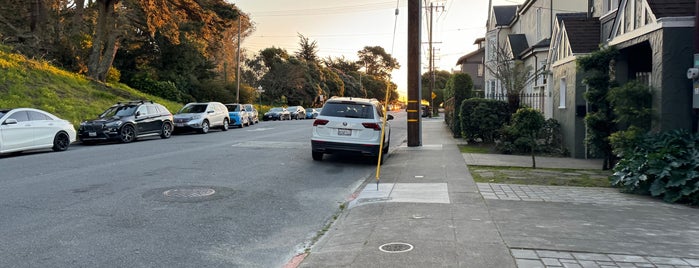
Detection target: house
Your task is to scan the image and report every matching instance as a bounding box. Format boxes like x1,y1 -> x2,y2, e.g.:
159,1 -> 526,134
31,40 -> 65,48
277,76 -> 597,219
547,13 -> 601,158
485,0 -> 589,112
546,0 -> 696,158
456,38 -> 485,97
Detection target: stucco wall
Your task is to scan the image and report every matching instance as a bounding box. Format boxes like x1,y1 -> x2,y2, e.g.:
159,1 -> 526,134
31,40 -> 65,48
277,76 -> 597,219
551,60 -> 587,158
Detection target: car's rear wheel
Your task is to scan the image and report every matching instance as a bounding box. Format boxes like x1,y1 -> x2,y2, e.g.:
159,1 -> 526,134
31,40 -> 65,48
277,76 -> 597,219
221,119 -> 229,131
52,132 -> 70,151
119,125 -> 136,143
160,122 -> 173,139
199,120 -> 210,134
312,152 -> 323,161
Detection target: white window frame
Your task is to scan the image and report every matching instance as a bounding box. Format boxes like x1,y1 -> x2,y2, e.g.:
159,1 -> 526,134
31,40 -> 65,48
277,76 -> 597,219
558,78 -> 567,109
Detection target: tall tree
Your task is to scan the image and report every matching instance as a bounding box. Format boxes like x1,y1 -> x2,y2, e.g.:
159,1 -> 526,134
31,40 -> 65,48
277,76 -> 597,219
296,33 -> 318,63
357,46 -> 399,79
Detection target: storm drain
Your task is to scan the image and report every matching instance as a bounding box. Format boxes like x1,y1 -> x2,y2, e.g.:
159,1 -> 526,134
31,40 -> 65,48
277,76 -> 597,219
379,242 -> 414,253
163,187 -> 216,198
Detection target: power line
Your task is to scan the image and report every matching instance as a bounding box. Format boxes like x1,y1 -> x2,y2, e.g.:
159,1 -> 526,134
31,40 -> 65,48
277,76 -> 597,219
245,1 -> 406,17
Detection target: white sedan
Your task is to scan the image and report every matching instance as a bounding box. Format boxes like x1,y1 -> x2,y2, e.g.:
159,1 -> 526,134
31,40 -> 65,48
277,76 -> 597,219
0,108 -> 77,154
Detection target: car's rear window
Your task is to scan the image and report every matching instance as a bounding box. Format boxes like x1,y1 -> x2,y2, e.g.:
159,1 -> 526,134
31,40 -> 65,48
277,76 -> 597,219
321,102 -> 374,119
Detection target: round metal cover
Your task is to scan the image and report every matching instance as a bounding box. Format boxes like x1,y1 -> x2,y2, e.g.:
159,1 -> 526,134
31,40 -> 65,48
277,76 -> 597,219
163,187 -> 216,198
379,242 -> 414,253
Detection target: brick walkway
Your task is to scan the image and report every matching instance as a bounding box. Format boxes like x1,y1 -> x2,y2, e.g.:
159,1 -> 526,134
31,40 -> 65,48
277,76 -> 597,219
512,249 -> 699,268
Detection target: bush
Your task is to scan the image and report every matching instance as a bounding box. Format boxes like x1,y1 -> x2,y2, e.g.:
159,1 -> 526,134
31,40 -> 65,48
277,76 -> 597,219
498,117 -> 567,156
129,75 -> 185,102
611,129 -> 699,204
459,98 -> 510,143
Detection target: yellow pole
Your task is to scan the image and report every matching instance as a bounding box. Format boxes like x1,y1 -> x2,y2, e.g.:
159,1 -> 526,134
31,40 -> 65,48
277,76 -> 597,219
375,83 -> 391,189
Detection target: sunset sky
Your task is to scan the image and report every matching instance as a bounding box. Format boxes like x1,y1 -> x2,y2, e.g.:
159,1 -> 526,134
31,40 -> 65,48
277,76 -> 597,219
231,0 -> 524,98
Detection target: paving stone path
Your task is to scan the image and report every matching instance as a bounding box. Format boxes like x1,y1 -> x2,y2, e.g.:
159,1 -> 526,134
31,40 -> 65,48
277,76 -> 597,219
476,183 -> 667,206
476,183 -> 694,267
511,249 -> 699,268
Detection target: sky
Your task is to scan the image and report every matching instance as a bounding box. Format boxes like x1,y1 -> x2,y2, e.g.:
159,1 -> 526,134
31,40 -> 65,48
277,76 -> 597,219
231,0 -> 524,98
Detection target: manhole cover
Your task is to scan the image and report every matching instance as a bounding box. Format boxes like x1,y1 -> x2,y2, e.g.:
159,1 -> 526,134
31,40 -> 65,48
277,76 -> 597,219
163,187 -> 216,198
379,242 -> 414,253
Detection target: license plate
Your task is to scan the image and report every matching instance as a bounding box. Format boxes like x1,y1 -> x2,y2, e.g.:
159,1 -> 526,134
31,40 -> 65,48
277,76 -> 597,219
176,123 -> 184,127
88,132 -> 97,137
338,128 -> 351,136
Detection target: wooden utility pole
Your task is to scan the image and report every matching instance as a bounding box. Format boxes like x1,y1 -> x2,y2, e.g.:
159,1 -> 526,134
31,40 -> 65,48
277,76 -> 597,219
408,0 -> 422,146
236,16 -> 241,103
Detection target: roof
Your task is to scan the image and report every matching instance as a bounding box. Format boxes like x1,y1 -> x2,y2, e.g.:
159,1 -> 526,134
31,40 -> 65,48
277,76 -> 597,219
563,17 -> 601,54
456,47 -> 485,65
555,12 -> 588,23
473,37 -> 485,45
647,0 -> 695,18
520,38 -> 551,57
493,5 -> 519,26
507,34 -> 529,59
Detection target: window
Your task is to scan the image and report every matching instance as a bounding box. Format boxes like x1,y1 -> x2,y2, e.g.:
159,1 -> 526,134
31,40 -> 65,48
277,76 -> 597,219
28,111 -> 52,121
605,0 -> 619,13
536,8 -> 542,41
477,64 -> 484,77
8,111 -> 29,122
559,78 -> 567,109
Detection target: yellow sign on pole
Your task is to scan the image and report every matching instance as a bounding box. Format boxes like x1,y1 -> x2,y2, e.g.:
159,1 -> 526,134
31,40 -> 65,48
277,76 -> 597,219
431,92 -> 437,99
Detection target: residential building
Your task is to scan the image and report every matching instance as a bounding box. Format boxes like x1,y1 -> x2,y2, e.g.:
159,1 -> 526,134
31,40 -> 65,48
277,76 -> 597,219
546,0 -> 696,158
456,38 -> 486,97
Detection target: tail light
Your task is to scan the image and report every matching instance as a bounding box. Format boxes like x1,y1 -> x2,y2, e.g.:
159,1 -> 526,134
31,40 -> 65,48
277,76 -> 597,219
313,119 -> 329,126
362,122 -> 381,131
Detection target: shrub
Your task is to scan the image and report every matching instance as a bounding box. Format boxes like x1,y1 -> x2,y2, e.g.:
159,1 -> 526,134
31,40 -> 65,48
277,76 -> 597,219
498,117 -> 566,156
129,75 -> 184,102
611,129 -> 699,204
459,98 -> 510,143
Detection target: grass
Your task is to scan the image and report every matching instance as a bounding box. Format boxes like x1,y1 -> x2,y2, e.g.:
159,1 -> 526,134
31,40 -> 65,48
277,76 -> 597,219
458,143 -> 496,154
470,165 -> 613,187
0,45 -> 183,126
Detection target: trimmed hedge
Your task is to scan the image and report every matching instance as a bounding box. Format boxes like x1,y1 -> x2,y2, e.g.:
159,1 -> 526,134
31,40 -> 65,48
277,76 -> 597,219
459,98 -> 510,143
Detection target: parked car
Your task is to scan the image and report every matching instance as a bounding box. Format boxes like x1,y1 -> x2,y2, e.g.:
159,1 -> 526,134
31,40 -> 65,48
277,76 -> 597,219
243,104 -> 259,125
174,102 -> 229,133
0,108 -> 76,154
78,100 -> 173,144
287,106 -> 306,120
421,105 -> 430,117
225,103 -> 249,128
311,97 -> 393,163
305,108 -> 320,119
263,107 -> 290,121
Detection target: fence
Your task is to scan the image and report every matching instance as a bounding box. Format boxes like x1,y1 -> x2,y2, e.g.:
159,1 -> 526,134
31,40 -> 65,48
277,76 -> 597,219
484,92 -> 545,112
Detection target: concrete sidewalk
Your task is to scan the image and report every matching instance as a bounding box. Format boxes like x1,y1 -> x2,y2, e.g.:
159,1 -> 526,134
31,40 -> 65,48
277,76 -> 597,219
299,118 -> 699,268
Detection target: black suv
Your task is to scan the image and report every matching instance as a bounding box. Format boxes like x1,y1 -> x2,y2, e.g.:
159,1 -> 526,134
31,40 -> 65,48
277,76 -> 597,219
78,100 -> 174,144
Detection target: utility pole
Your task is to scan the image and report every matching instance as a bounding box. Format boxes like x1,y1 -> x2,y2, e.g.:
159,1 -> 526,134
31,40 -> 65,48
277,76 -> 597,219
235,16 -> 241,103
408,0 -> 422,146
426,1 -> 445,118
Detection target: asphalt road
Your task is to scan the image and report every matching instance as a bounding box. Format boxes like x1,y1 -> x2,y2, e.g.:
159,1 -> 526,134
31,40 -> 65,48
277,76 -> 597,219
0,111 -> 407,267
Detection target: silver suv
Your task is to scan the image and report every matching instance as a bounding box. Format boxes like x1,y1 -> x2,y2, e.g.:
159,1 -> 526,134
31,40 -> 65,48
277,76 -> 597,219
311,97 -> 393,163
174,102 -> 229,133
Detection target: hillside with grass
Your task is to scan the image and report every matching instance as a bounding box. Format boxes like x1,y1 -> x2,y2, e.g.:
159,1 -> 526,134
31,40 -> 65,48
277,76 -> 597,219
0,45 -> 183,126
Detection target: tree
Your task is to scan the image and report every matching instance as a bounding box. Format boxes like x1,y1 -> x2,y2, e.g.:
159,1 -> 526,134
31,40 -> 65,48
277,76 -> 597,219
421,70 -> 451,110
485,45 -> 540,112
578,46 -> 619,170
296,33 -> 318,63
444,73 -> 473,137
357,46 -> 399,79
505,108 -> 545,168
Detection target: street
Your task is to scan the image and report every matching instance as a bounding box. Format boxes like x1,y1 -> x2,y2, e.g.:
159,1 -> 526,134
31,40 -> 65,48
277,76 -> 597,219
0,111 -> 407,267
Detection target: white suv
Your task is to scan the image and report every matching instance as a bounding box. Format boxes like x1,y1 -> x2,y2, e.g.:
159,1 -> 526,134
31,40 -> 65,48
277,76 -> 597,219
311,97 -> 393,163
173,102 -> 229,134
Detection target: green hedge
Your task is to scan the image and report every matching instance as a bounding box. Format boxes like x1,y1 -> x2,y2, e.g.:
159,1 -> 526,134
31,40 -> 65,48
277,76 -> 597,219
459,98 -> 510,143
611,129 -> 699,204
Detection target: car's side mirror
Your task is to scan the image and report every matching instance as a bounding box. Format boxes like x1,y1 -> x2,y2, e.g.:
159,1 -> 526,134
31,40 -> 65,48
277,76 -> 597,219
3,118 -> 18,125
135,111 -> 141,117
387,114 -> 394,120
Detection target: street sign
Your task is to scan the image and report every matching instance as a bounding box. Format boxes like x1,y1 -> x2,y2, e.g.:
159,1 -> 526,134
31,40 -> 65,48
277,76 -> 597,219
431,92 -> 437,99
256,89 -> 265,93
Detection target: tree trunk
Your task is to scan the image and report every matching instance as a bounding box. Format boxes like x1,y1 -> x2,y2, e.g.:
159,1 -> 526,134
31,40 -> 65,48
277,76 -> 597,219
87,0 -> 120,82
